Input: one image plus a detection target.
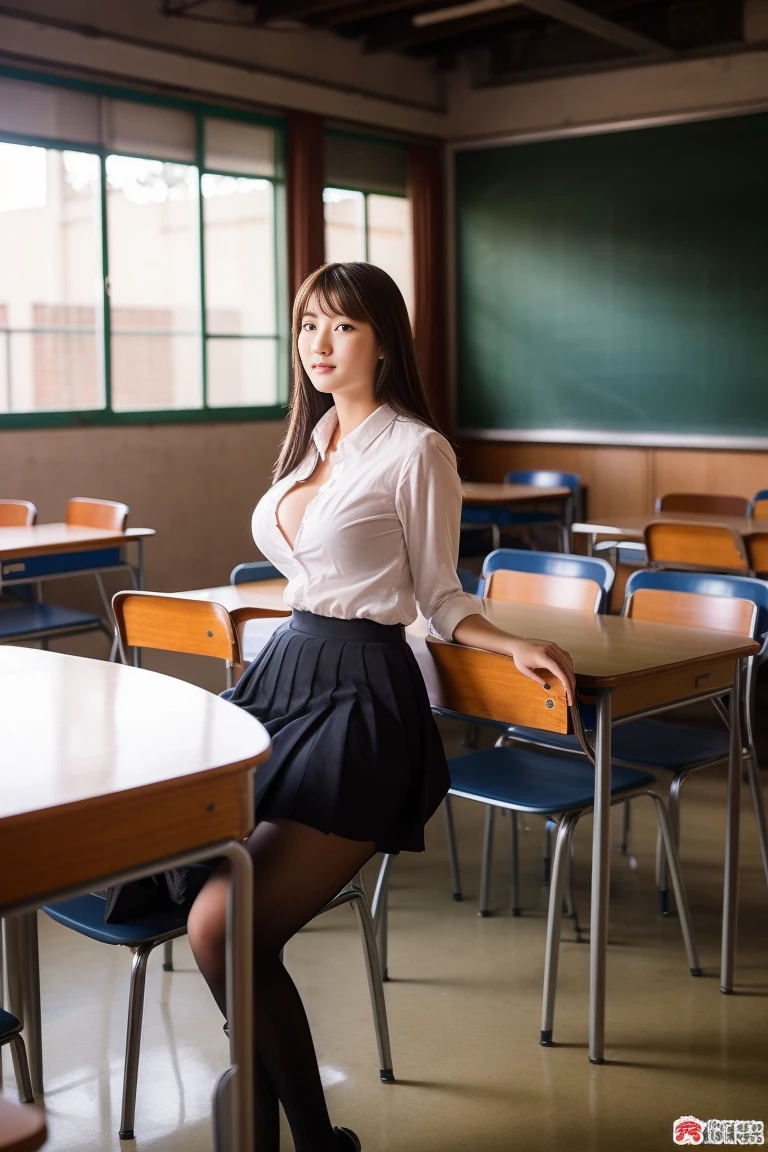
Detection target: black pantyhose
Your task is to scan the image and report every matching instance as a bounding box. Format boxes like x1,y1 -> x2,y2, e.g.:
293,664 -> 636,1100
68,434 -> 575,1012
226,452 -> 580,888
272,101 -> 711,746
187,818 -> 376,1152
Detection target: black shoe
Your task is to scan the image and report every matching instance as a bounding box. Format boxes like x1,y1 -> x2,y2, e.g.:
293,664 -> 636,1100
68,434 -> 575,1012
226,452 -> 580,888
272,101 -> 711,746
334,1127 -> 362,1151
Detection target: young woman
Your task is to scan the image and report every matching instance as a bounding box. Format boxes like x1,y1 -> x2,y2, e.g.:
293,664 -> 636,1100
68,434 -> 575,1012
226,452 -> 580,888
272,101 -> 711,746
187,262 -> 575,1152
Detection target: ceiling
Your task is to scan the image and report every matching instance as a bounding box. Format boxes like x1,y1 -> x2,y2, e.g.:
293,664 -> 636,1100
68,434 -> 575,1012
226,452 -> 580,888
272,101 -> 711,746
215,0 -> 748,86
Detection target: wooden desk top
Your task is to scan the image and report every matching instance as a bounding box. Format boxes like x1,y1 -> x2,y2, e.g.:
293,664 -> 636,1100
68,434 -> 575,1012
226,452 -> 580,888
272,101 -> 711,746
176,580 -> 291,624
482,601 -> 757,688
0,1100 -> 46,1152
573,513 -> 758,540
0,647 -> 270,912
0,523 -> 155,560
176,579 -> 757,690
462,483 -> 571,506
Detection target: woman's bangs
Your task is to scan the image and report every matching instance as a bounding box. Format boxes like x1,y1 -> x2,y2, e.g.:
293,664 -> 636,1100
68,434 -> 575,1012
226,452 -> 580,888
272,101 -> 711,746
295,265 -> 370,326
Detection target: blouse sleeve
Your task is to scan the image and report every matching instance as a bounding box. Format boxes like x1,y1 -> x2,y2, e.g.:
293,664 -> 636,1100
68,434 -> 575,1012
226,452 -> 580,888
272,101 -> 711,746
395,431 -> 486,641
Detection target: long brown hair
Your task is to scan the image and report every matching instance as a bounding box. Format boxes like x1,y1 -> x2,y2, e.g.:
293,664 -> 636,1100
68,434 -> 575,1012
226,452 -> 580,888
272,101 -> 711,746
274,262 -> 440,481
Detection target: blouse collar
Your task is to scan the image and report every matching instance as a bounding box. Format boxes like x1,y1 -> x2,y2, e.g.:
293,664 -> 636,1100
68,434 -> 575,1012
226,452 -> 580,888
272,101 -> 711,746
311,403 -> 397,461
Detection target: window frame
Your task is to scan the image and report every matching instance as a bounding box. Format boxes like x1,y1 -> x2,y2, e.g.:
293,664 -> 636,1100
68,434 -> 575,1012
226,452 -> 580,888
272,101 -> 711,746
0,65 -> 288,430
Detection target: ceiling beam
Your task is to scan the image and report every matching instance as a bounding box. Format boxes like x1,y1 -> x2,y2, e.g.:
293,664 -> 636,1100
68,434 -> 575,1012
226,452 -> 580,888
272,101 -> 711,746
254,0 -> 359,21
363,5 -> 547,53
325,1 -> 431,29
520,0 -> 674,56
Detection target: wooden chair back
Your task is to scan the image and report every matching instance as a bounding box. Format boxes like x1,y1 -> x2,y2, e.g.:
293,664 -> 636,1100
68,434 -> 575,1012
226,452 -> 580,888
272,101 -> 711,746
752,498 -> 768,521
112,591 -> 241,663
746,532 -> 768,576
626,587 -> 756,637
656,492 -> 749,516
645,521 -> 748,573
0,499 -> 37,527
67,497 -> 129,531
425,637 -> 569,734
484,568 -> 601,613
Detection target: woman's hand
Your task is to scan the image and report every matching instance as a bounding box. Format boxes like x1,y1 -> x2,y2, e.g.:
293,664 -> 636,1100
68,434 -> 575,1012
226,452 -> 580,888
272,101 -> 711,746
450,614 -> 576,706
507,638 -> 576,706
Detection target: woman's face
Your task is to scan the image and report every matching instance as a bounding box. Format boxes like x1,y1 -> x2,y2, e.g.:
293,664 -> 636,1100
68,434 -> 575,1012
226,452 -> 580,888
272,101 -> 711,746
297,295 -> 381,402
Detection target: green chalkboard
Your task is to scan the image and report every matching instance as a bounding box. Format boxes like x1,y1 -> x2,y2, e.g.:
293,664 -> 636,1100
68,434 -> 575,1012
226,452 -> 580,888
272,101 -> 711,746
455,113 -> 768,441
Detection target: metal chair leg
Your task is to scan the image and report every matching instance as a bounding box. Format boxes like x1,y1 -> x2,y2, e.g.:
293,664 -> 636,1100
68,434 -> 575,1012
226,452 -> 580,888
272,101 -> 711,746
163,940 -> 174,972
648,792 -> 701,976
619,800 -> 631,855
8,1034 -> 34,1104
478,806 -> 495,916
119,944 -> 153,1140
658,772 -> 686,916
370,856 -> 392,979
347,887 -> 394,1083
563,829 -> 582,942
541,813 -> 580,1046
541,820 -> 553,886
443,797 -> 463,901
509,812 -> 521,916
745,747 -> 768,891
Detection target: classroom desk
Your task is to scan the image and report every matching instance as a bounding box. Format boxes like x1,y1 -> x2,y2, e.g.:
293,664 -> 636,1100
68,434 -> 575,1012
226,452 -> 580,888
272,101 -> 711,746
0,645 -> 271,1152
0,524 -> 155,590
175,579 -> 759,1062
461,482 -> 572,507
573,512 -> 760,553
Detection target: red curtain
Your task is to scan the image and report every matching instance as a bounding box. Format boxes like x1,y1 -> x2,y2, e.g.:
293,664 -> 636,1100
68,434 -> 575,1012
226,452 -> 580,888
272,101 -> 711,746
410,141 -> 449,433
286,111 -> 326,299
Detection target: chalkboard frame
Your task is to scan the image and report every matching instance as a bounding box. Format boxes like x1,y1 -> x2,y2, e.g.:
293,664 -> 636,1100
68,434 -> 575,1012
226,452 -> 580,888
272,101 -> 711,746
448,102 -> 768,450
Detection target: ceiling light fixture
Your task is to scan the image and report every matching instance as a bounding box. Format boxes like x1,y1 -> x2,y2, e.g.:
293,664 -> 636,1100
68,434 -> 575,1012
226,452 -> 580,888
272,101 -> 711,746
413,0 -> 522,28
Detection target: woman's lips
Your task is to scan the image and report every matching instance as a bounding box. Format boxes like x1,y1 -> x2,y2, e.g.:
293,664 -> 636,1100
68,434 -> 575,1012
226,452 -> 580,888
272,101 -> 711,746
311,364 -> 335,372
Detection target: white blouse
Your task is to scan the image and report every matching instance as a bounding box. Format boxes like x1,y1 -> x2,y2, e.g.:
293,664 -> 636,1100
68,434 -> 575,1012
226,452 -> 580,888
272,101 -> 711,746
251,403 -> 485,640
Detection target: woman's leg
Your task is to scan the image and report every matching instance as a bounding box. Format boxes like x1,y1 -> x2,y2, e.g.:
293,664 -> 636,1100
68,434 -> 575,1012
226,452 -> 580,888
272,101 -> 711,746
188,818 -> 376,1152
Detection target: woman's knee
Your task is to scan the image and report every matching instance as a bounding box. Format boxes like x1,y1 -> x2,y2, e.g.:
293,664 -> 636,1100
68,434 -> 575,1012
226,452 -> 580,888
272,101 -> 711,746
187,873 -> 228,972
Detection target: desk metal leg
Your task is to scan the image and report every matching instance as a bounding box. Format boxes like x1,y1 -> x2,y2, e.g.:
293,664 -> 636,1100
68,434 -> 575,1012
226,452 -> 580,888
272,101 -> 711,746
212,840 -> 254,1152
721,662 -> 743,993
589,689 -> 612,1064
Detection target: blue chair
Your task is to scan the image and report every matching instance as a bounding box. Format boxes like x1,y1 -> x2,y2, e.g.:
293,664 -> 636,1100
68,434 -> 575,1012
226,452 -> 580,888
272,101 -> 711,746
461,470 -> 581,555
618,570 -> 768,904
229,560 -> 282,584
503,470 -> 581,552
42,590 -> 392,1141
751,488 -> 768,519
0,1007 -> 34,1104
480,548 -> 614,611
373,641 -> 700,1047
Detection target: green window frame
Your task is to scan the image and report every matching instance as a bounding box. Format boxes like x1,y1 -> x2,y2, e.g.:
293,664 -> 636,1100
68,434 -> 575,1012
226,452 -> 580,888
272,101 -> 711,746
0,66 -> 288,430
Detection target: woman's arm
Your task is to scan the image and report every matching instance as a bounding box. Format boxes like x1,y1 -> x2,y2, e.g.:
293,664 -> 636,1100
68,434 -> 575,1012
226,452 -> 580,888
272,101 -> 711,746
452,612 -> 576,706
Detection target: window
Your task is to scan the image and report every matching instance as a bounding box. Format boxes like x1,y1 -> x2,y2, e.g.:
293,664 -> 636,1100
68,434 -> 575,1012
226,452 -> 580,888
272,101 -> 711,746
323,132 -> 413,319
0,72 -> 285,425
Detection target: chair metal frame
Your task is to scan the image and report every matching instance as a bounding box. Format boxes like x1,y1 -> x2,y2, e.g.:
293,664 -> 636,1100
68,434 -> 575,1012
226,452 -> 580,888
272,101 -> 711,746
0,993 -> 34,1106
42,591 -> 391,1141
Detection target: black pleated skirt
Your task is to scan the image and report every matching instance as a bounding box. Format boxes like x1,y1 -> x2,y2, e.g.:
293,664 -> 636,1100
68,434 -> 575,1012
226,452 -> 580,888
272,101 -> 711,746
223,610 -> 450,853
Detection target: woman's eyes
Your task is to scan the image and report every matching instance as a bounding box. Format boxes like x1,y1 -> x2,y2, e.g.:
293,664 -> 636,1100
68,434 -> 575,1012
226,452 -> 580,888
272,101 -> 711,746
300,322 -> 354,332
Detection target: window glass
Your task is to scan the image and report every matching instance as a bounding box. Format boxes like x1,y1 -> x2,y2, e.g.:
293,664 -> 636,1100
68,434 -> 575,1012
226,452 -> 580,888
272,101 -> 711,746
324,187 -> 365,263
0,144 -> 103,414
106,155 -> 202,411
367,193 -> 413,320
